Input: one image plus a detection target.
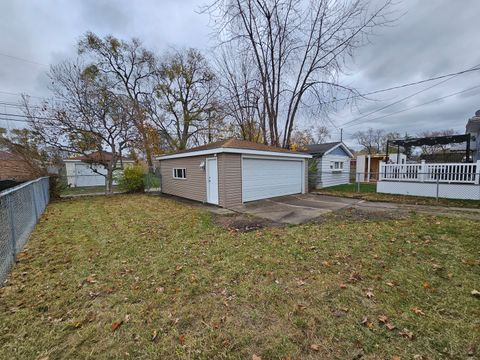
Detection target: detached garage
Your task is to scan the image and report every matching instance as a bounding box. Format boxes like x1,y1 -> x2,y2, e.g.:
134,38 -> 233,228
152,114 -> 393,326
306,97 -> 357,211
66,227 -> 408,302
157,139 -> 311,208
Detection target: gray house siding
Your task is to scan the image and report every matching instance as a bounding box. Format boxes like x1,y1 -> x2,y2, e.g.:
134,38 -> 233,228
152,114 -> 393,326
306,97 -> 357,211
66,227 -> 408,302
314,154 -> 351,188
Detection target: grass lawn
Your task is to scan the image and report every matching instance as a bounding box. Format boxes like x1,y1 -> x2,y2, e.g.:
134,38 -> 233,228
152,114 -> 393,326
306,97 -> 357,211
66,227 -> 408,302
61,185 -> 121,196
318,183 -> 480,209
0,195 -> 479,359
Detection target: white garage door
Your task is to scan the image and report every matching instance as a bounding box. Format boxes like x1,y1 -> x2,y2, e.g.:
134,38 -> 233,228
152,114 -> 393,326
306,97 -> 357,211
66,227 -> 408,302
242,158 -> 303,202
75,163 -> 106,187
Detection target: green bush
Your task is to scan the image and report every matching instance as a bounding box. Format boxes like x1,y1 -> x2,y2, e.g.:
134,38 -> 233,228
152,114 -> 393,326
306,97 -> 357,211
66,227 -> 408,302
49,174 -> 68,200
117,166 -> 145,193
308,158 -> 318,191
143,172 -> 161,190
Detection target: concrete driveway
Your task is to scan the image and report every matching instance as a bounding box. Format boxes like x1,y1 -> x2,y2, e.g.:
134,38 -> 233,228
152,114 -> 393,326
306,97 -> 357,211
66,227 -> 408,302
231,194 -> 362,224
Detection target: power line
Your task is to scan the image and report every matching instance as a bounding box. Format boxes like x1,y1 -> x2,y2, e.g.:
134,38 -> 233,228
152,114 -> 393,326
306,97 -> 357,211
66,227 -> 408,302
342,84 -> 480,129
0,112 -> 57,121
0,52 -> 48,67
322,65 -> 480,105
339,63 -> 480,128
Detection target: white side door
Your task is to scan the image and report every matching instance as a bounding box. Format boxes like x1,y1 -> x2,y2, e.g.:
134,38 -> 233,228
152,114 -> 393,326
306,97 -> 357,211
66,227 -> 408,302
206,158 -> 219,205
242,157 -> 303,202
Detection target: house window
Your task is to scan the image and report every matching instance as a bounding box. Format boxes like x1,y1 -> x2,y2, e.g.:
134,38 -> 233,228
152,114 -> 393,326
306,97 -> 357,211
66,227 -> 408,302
173,168 -> 186,179
330,161 -> 344,171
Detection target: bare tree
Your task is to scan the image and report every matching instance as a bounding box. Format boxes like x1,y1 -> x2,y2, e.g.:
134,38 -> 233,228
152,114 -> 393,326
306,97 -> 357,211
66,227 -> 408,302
216,47 -> 266,143
149,48 -> 220,150
315,125 -> 331,144
26,61 -> 137,194
205,0 -> 394,148
353,128 -> 386,154
78,32 -> 157,170
418,129 -> 457,155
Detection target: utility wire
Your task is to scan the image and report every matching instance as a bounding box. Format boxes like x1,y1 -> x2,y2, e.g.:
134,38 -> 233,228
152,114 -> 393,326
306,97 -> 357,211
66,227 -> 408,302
339,63 -> 480,128
342,84 -> 480,129
0,52 -> 48,67
0,112 -> 57,121
322,65 -> 480,105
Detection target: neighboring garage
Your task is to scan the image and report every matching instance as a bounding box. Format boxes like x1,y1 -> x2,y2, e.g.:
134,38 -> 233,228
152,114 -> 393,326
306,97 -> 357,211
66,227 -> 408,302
157,139 -> 311,208
65,151 -> 135,187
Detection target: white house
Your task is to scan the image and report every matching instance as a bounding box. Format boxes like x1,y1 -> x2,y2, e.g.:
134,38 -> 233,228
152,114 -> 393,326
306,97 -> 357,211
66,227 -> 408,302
64,151 -> 135,187
466,110 -> 480,161
302,142 -> 353,188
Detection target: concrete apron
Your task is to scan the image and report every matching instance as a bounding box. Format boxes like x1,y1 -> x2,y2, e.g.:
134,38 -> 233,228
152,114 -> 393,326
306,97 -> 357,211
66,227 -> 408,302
231,194 -> 359,225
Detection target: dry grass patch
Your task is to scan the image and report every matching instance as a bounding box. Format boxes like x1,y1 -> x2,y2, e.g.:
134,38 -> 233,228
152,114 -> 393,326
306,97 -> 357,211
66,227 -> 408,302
0,195 -> 479,359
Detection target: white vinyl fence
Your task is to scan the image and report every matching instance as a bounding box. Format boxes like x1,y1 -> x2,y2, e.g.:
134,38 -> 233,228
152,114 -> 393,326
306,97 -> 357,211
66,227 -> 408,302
378,161 -> 480,200
0,177 -> 50,284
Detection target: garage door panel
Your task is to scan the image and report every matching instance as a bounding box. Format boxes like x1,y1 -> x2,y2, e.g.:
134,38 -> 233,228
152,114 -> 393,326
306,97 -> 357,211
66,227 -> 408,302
242,158 -> 303,202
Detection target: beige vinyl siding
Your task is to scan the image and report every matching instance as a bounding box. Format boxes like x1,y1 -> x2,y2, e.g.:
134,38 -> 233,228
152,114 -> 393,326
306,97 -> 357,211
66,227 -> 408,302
304,159 -> 308,194
160,155 -> 208,203
315,154 -> 351,188
218,153 -> 242,208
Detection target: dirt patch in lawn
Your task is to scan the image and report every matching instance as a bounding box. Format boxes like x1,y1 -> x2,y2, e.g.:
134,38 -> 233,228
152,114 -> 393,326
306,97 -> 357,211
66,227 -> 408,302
212,213 -> 281,232
314,206 -> 406,224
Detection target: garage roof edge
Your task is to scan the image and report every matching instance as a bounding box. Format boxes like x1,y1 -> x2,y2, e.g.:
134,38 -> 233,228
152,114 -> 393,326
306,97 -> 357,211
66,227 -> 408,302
157,148 -> 312,160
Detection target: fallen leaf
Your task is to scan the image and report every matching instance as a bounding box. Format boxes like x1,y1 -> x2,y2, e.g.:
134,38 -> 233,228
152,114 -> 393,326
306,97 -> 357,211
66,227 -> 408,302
124,314 -> 131,323
151,330 -> 158,342
297,304 -> 307,311
467,344 -> 476,356
391,356 -> 401,360
386,323 -> 396,331
252,355 -> 262,360
411,307 -> 426,316
296,279 -> 306,286
339,283 -> 347,289
471,289 -> 480,297
360,317 -> 374,329
178,335 -> 186,345
156,287 -> 165,293
310,344 -> 320,351
321,261 -> 331,267
378,315 -> 388,324
422,281 -> 430,289
175,265 -> 183,272
365,289 -> 374,299
399,328 -> 414,340
111,321 -> 123,332
386,281 -> 395,287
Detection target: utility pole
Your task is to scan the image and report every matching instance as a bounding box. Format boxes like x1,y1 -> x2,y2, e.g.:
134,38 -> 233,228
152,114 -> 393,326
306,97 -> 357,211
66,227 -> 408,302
340,128 -> 343,142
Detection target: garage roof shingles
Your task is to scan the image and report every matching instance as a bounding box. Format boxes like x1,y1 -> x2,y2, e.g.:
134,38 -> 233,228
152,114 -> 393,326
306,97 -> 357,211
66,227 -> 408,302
159,138 -> 306,157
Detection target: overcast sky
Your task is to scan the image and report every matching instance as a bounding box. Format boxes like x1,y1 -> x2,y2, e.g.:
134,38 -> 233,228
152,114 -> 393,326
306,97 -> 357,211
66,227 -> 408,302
1,0 -> 479,148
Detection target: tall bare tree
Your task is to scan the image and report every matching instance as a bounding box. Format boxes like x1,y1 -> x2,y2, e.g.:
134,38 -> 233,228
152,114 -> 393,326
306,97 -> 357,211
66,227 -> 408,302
26,61 -> 137,193
216,48 -> 266,143
78,32 -> 157,170
148,48 -> 220,150
206,0 -> 394,148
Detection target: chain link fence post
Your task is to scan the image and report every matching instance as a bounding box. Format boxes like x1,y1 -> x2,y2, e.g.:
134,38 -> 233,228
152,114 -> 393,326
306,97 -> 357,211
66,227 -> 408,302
6,194 -> 17,262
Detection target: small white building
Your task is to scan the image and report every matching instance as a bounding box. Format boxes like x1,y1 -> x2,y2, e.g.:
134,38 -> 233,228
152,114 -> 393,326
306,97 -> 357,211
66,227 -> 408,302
64,151 -> 134,187
466,110 -> 480,161
303,142 -> 353,188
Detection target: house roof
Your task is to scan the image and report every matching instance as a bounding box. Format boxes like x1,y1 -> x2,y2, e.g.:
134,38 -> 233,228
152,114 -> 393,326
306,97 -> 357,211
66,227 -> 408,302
65,151 -> 133,163
157,138 -> 311,160
301,142 -> 353,158
0,151 -> 23,161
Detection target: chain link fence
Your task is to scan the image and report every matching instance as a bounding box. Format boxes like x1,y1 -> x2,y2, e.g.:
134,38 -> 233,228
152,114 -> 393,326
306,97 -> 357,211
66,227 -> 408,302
0,177 -> 50,285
